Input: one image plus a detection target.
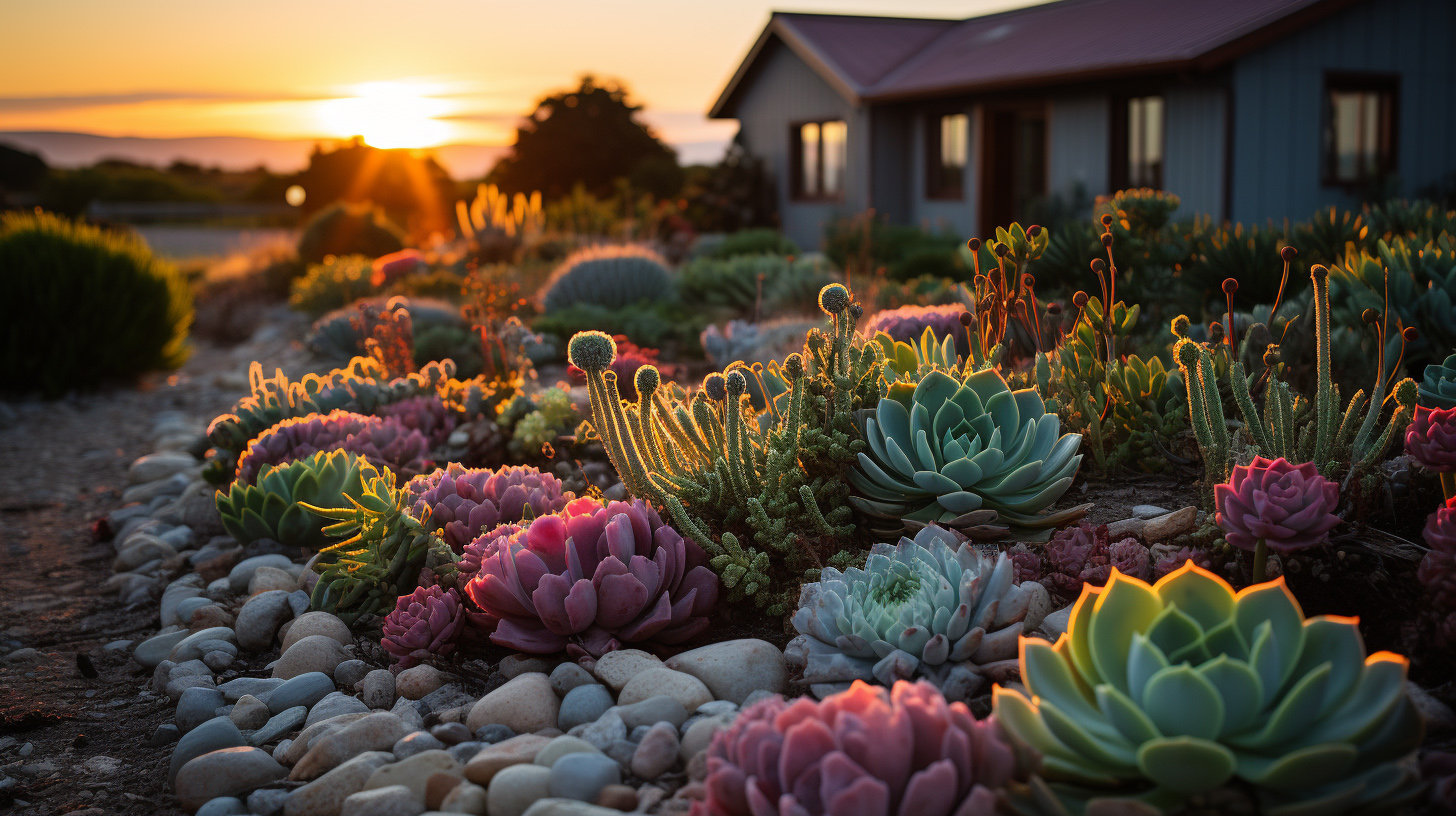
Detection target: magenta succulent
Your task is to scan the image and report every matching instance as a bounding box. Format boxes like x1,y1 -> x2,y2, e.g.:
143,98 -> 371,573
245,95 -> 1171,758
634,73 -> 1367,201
1420,496 -> 1456,612
1407,406 -> 1456,473
406,464 -> 572,552
861,303 -> 970,358
378,394 -> 456,446
1037,521 -> 1151,603
1152,545 -> 1214,579
462,497 -> 719,656
695,679 -> 1017,816
1214,456 -> 1341,554
236,409 -> 433,484
381,584 -> 464,668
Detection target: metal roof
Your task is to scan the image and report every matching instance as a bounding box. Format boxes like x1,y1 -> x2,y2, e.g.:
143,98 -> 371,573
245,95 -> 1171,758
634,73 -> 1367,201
710,0 -> 1350,116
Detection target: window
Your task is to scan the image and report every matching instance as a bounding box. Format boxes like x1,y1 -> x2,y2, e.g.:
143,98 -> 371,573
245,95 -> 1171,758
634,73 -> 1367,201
927,112 -> 968,199
793,119 -> 846,200
1323,73 -> 1397,186
1111,95 -> 1163,190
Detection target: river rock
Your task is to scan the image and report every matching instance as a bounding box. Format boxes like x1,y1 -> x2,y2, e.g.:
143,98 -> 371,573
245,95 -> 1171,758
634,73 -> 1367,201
440,779 -> 488,815
171,627 -> 238,663
160,577 -> 205,626
665,639 -> 786,705
335,659 -> 370,688
115,534 -> 178,572
176,747 -> 286,813
251,706 -> 308,746
679,714 -> 733,761
366,749 -> 460,800
522,800 -> 626,816
393,731 -> 446,759
281,612 -> 353,653
533,736 -> 601,768
229,555 -> 296,594
236,590 -> 295,652
283,714 -> 371,766
178,686 -> 228,734
589,651 -> 661,693
577,712 -> 626,752
273,635 -> 351,680
196,796 -> 248,816
1144,506 -> 1198,542
359,669 -> 396,710
284,750 -> 393,816
292,712 -> 409,780
135,630 -> 191,668
340,784 -> 423,816
248,788 -> 290,816
308,692 -> 371,728
129,451 -> 197,485
391,697 -> 425,732
616,669 -> 711,712
395,665 -> 445,702
219,677 -> 285,703
499,655 -> 555,679
547,752 -> 619,803
231,695 -> 271,730
548,664 -> 596,698
557,685 -> 614,731
488,764 -> 552,816
463,734 -> 552,785
269,672 -> 336,714
250,566 -> 298,595
629,723 -> 678,779
465,673 -> 558,734
170,716 -> 246,785
430,722 -> 473,746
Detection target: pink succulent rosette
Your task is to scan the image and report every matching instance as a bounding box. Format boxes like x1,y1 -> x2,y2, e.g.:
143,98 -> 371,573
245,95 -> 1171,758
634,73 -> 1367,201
695,679 -> 1016,816
462,497 -> 719,656
378,394 -> 456,447
1407,406 -> 1456,473
1214,456 -> 1341,554
236,409 -> 432,484
406,464 -> 571,552
1420,496 -> 1456,612
381,584 -> 464,668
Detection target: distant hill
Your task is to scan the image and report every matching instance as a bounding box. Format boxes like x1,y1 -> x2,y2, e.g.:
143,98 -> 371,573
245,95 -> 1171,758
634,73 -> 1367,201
0,131 -> 512,179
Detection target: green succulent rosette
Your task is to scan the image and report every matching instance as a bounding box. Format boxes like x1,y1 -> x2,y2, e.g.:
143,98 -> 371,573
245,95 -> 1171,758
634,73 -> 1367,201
1420,352 -> 1456,409
215,449 -> 380,549
994,564 -> 1424,815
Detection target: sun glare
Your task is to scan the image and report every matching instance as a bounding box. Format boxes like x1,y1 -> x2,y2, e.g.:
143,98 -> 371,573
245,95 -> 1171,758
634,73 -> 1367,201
318,82 -> 451,149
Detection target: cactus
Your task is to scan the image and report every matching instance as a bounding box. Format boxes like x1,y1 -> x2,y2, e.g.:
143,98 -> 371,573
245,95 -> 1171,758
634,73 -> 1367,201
540,244 -> 673,313
570,283 -> 882,613
215,450 -> 379,550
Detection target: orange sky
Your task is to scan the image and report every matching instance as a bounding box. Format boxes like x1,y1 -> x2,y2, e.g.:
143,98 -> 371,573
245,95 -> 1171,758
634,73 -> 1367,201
0,0 -> 1035,158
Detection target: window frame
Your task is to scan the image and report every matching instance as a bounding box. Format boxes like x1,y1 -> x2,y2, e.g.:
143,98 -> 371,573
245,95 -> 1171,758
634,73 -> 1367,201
790,118 -> 847,202
926,109 -> 969,201
1109,93 -> 1165,192
1321,71 -> 1399,188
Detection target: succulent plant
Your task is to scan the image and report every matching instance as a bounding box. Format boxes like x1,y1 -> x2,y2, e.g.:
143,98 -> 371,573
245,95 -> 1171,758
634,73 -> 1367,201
1420,496 -> 1456,616
541,244 -> 674,313
404,463 -> 572,552
215,449 -> 379,549
568,334 -> 671,401
306,298 -> 464,364
993,564 -> 1424,815
1408,405 -> 1456,473
1214,456 -> 1341,584
462,497 -> 720,656
306,466 -> 457,626
696,679 -> 1020,816
1420,353 -> 1456,410
236,409 -> 433,486
381,584 -> 464,668
1031,522 -> 1154,604
849,367 -> 1086,536
785,525 -> 1049,702
1151,546 -> 1214,579
377,394 -> 456,446
862,303 -> 970,359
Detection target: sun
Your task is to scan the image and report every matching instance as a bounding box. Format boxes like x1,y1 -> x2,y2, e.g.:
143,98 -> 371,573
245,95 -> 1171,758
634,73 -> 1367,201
318,82 -> 451,149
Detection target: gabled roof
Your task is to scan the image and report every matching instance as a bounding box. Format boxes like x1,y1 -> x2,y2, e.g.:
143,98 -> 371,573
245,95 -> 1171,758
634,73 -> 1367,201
710,0 -> 1354,116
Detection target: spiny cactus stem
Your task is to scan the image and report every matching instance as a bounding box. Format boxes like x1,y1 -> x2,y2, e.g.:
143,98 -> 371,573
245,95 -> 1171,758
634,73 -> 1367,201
1312,266 -> 1335,462
1229,359 -> 1274,455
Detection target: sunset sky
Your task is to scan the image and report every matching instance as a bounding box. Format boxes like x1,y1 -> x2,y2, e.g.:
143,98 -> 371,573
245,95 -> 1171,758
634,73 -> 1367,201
1,0 -> 1035,169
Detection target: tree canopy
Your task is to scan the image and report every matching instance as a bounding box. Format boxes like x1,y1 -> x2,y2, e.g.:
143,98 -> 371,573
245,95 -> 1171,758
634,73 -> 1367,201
487,76 -> 682,201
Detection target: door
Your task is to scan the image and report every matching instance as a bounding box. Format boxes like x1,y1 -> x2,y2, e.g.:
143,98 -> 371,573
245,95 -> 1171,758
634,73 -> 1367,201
980,103 -> 1047,237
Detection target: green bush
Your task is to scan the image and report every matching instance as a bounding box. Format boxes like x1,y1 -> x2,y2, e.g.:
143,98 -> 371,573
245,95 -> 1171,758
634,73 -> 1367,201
706,228 -> 798,259
297,202 -> 406,265
0,212 -> 192,397
824,216 -> 964,282
532,300 -> 707,357
289,255 -> 377,317
678,253 -> 839,317
540,244 -> 673,313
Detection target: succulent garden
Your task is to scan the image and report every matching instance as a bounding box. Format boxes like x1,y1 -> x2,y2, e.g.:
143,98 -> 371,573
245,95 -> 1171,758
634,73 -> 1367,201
7,186 -> 1456,816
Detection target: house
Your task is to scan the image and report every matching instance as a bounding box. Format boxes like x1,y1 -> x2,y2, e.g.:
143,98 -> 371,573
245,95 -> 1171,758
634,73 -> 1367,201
708,0 -> 1456,250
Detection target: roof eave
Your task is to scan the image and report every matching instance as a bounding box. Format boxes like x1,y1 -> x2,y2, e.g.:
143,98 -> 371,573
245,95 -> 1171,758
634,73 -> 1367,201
708,14 -> 865,119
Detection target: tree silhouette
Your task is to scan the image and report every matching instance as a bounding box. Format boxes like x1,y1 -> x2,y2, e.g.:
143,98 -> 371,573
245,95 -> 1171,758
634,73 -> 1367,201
487,76 -> 681,201
289,138 -> 459,238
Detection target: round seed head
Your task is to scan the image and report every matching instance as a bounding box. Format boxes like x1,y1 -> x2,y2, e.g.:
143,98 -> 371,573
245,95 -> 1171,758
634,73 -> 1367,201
1073,291 -> 1089,309
818,283 -> 851,315
1403,326 -> 1420,343
1176,339 -> 1201,367
1362,308 -> 1380,325
994,242 -> 1009,257
1090,258 -> 1106,274
1022,273 -> 1036,290
703,373 -> 727,401
1101,213 -> 1114,227
1222,278 -> 1238,295
849,303 -> 864,320
1171,315 -> 1191,337
567,330 -> 616,373
1046,302 -> 1063,316
635,365 -> 660,396
967,238 -> 981,252
725,369 -> 747,396
1263,345 -> 1281,367
1028,224 -> 1042,237
1396,378 -> 1419,406
1281,246 -> 1298,262
959,311 -> 974,327
1208,321 -> 1225,342
1311,264 -> 1329,281
784,353 -> 805,379
1101,232 -> 1114,247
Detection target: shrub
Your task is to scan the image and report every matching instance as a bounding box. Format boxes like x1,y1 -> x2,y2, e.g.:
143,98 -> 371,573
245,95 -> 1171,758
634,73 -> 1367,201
540,244 -> 673,313
678,253 -> 839,317
705,227 -> 798,259
0,212 -> 191,397
532,300 -> 707,357
296,201 -> 406,265
289,255 -> 378,317
824,216 -> 964,282
305,296 -> 464,359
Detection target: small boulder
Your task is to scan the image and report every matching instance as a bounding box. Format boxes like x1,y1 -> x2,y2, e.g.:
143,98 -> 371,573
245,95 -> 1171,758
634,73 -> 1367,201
340,784 -> 423,816
589,650 -> 661,693
616,669 -> 711,713
487,764 -> 551,816
273,635 -> 351,680
281,612 -> 353,653
465,673 -> 559,735
175,747 -> 285,813
395,665 -> 445,701
292,712 -> 410,781
359,669 -> 396,710
664,639 -> 786,705
235,590 -> 295,652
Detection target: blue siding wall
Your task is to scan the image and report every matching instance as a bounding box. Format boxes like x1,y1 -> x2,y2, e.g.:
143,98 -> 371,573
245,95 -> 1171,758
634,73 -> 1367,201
1230,0 -> 1456,222
731,38 -> 862,249
1048,95 -> 1109,208
1164,86 -> 1227,219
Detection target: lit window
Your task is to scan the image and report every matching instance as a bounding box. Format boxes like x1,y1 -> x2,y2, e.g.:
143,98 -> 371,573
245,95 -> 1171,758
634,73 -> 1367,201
928,112 -> 968,199
1126,95 -> 1163,189
1324,74 -> 1397,185
794,119 -> 846,200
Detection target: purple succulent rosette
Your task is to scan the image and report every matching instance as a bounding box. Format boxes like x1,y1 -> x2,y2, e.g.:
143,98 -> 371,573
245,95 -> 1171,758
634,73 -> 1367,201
1420,496 -> 1456,613
1214,456 -> 1341,554
695,679 -> 1017,816
236,409 -> 432,485
1152,545 -> 1214,579
1407,406 -> 1456,473
1037,521 -> 1152,603
405,464 -> 571,552
462,497 -> 719,656
862,303 -> 970,358
381,584 -> 464,668
377,394 -> 456,447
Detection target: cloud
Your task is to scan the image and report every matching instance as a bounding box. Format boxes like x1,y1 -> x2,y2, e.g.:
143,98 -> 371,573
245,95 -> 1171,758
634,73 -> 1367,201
0,90 -> 334,112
